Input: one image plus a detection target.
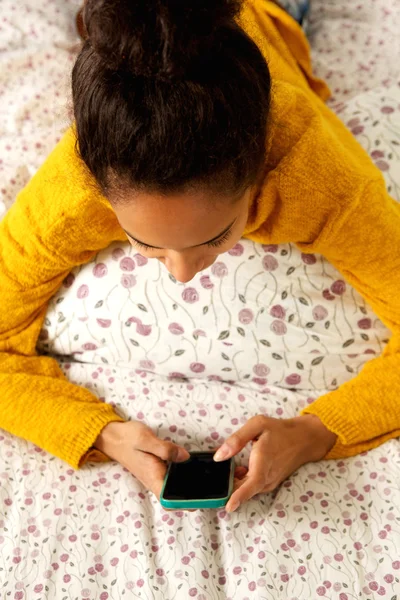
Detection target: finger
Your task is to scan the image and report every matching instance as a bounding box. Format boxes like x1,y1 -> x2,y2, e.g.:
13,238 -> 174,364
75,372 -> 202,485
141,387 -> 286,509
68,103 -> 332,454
134,453 -> 196,510
214,415 -> 268,461
131,451 -> 169,500
227,476 -> 265,512
136,429 -> 190,463
232,478 -> 245,494
226,435 -> 271,512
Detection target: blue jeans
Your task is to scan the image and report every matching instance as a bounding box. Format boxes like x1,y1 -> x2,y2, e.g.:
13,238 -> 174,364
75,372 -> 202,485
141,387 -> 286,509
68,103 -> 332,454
273,0 -> 310,32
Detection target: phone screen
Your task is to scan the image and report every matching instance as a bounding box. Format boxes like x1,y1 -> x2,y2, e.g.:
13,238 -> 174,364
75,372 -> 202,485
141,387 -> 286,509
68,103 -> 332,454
162,452 -> 232,500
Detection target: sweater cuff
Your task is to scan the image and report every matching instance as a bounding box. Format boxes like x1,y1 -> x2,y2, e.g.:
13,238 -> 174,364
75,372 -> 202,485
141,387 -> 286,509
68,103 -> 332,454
63,407 -> 127,469
300,389 -> 400,460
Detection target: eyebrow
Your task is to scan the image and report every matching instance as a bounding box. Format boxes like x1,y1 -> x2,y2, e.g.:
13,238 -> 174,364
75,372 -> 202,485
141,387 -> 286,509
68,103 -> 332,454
122,218 -> 237,250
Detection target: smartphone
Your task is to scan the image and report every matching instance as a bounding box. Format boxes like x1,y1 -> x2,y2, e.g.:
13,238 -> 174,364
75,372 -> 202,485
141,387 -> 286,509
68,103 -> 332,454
160,450 -> 235,510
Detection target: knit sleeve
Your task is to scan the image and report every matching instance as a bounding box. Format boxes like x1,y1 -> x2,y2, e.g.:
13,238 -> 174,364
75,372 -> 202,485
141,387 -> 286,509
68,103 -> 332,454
245,80 -> 400,459
0,125 -> 128,469
298,172 -> 400,459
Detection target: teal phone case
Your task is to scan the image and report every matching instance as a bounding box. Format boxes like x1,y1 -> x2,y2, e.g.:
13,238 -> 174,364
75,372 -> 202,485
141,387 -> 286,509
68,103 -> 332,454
160,451 -> 235,510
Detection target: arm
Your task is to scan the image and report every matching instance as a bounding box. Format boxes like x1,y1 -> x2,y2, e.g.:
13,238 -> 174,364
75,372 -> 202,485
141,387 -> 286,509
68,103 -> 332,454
245,80 -> 400,459
299,174 -> 400,458
0,124 -> 128,469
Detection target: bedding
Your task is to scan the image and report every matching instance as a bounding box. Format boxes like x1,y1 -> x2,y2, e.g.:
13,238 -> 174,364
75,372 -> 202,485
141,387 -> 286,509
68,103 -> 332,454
1,1 -> 400,598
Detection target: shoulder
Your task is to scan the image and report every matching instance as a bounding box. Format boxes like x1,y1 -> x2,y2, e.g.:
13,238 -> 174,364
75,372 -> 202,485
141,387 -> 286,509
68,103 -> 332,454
31,123 -> 113,223
267,80 -> 379,194
2,123 -> 124,259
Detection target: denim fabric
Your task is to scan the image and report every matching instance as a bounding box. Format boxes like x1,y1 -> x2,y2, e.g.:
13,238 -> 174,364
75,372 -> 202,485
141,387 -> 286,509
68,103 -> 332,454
274,0 -> 310,24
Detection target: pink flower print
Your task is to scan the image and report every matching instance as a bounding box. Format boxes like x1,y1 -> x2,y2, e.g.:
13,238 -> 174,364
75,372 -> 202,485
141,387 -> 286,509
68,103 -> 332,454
262,255 -> 278,271
77,284 -> 89,299
270,320 -> 287,335
193,329 -> 206,337
347,117 -> 360,128
270,305 -> 286,319
112,247 -> 125,260
63,273 -> 75,288
228,243 -> 244,256
348,117 -> 364,135
190,363 -> 206,373
371,150 -> 385,159
200,275 -> 214,289
120,257 -> 135,271
128,317 -> 152,336
238,309 -> 253,324
262,244 -> 278,253
140,360 -> 155,370
134,253 -> 148,266
252,377 -> 267,386
211,262 -> 228,278
285,373 -> 301,386
331,280 -> 346,295
312,305 -> 328,321
182,288 -> 199,303
301,253 -> 317,265
381,106 -> 394,114
352,125 -> 364,135
323,288 -> 335,301
93,263 -> 107,277
96,319 -> 111,328
121,274 -> 136,288
169,323 -> 184,335
375,160 -> 389,171
82,343 -> 97,351
169,372 -> 188,380
253,364 -> 270,377
358,318 -> 371,329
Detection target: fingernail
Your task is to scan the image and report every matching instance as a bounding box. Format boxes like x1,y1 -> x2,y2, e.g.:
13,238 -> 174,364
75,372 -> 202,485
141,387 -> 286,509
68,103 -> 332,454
214,446 -> 229,461
227,500 -> 240,513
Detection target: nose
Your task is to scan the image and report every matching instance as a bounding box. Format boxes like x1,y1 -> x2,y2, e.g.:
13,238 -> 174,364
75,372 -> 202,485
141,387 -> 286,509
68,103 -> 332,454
164,253 -> 203,283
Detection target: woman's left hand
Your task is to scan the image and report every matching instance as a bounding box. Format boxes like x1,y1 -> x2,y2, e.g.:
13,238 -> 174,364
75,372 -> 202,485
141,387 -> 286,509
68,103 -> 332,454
213,414 -> 338,513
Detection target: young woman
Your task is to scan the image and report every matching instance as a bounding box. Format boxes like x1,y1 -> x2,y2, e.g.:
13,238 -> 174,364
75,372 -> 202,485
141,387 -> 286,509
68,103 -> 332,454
1,0 -> 399,514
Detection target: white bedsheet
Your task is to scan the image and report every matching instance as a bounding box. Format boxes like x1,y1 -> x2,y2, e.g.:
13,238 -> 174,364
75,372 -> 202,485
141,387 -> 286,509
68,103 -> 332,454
1,1 -> 400,599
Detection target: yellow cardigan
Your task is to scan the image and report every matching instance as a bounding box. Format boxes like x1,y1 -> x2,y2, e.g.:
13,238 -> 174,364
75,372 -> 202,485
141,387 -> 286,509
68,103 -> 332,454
1,0 -> 400,470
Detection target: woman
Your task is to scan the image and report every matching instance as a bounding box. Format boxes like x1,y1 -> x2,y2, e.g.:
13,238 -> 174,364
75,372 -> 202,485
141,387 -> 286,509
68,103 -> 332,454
0,0 -> 399,515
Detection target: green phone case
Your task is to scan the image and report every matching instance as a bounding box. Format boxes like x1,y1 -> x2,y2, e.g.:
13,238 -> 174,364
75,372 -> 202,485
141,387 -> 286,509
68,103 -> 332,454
160,451 -> 236,510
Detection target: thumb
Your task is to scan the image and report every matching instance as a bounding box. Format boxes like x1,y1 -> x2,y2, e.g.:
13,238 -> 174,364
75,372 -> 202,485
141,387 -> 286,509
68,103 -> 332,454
141,430 -> 190,463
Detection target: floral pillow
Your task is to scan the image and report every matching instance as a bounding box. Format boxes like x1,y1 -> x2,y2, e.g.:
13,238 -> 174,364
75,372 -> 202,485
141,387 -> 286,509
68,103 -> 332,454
38,85 -> 400,392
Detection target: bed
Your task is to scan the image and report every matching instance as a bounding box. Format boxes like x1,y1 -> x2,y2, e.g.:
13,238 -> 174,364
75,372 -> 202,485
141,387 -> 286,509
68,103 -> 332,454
1,1 -> 400,598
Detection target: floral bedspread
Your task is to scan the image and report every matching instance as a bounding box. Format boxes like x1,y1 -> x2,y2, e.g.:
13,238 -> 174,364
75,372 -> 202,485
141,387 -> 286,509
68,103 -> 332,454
1,0 -> 400,598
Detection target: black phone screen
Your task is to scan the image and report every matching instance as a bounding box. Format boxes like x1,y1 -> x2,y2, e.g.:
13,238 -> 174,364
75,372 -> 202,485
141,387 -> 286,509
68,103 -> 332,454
162,452 -> 232,500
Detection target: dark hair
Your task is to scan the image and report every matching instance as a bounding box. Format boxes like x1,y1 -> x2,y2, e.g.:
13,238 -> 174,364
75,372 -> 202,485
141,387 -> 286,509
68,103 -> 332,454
71,0 -> 272,201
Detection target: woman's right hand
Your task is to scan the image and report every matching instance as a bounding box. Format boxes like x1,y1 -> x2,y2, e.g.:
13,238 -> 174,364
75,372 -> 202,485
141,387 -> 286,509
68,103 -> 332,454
93,420 -> 191,502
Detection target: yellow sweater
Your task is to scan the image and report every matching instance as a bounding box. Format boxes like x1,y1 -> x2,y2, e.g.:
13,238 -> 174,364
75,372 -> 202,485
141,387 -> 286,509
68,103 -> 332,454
1,0 -> 400,470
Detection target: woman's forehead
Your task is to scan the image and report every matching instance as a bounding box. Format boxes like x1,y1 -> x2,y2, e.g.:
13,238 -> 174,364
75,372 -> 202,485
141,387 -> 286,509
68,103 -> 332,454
112,188 -> 250,249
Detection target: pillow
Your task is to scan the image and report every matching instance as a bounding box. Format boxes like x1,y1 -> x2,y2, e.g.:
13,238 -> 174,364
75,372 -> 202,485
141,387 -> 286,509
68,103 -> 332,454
38,85 -> 400,392
38,236 -> 389,393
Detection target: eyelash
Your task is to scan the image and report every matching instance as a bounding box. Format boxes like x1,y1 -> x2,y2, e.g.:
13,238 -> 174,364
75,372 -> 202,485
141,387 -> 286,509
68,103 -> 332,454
130,228 -> 233,251
207,228 -> 233,248
132,240 -> 155,252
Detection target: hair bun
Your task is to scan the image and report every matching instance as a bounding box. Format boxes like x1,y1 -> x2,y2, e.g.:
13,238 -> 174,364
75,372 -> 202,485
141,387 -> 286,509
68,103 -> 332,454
84,0 -> 243,80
